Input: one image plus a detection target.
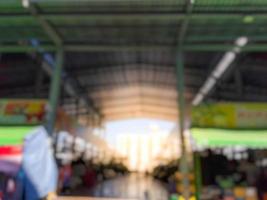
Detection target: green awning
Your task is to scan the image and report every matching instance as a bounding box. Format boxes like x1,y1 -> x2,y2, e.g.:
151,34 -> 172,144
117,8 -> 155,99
191,128 -> 267,149
0,126 -> 36,146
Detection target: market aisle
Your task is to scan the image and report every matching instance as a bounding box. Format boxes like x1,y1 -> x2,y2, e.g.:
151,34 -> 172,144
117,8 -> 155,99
62,173 -> 168,200
59,198 -> 137,200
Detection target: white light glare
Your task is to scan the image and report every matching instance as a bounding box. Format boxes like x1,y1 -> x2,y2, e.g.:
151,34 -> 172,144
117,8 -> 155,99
192,36 -> 248,106
235,36 -> 248,47
213,51 -> 236,78
192,94 -> 204,106
22,0 -> 29,8
200,77 -> 216,95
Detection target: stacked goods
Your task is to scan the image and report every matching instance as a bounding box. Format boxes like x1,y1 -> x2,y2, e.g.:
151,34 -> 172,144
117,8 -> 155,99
175,172 -> 196,199
233,187 -> 257,200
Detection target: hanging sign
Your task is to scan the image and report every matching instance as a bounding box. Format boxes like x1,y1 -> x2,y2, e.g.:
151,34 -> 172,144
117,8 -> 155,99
0,99 -> 47,125
192,103 -> 267,129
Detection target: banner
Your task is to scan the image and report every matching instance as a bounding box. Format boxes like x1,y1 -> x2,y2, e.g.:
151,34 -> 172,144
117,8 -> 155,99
0,99 -> 46,125
23,126 -> 58,198
0,146 -> 22,163
192,103 -> 267,129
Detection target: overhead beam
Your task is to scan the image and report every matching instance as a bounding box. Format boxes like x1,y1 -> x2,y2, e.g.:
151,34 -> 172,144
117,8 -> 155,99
1,13 -> 267,22
2,44 -> 267,53
66,44 -> 267,52
95,112 -> 177,122
90,92 -> 179,100
0,45 -> 55,53
67,104 -> 178,116
95,98 -> 178,108
25,3 -> 102,120
6,83 -> 267,103
79,78 -> 202,90
28,4 -> 62,46
101,108 -> 178,118
103,104 -> 178,113
72,64 -> 205,77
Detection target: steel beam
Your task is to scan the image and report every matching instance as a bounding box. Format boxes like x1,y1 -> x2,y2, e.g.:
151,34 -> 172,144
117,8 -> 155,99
28,4 -> 62,46
27,3 -> 102,123
103,111 -> 177,121
65,44 -> 267,52
0,45 -> 55,53
1,13 -> 267,22
46,48 -> 64,135
2,44 -> 267,53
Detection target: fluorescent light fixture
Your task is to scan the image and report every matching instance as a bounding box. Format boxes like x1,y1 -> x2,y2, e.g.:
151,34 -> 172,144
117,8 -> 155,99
192,94 -> 204,106
200,77 -> 216,95
192,36 -> 248,106
22,0 -> 29,8
213,51 -> 236,78
235,36 -> 248,47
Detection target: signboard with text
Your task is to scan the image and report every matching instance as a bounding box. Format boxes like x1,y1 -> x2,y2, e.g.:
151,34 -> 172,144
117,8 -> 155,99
0,99 -> 47,125
192,103 -> 267,129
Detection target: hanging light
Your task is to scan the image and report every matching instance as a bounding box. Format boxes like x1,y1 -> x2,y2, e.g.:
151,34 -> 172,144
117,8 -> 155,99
213,51 -> 236,78
192,94 -> 204,106
192,36 -> 248,105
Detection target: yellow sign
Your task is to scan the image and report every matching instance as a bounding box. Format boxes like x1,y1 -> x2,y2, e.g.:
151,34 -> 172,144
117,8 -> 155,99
192,103 -> 267,128
0,99 -> 47,125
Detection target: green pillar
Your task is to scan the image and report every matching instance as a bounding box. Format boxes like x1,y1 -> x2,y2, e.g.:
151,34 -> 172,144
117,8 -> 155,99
176,49 -> 190,199
46,49 -> 64,135
194,152 -> 202,200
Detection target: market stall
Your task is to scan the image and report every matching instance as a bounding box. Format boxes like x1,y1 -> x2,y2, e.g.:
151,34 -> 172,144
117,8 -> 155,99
0,99 -> 58,200
191,103 -> 267,200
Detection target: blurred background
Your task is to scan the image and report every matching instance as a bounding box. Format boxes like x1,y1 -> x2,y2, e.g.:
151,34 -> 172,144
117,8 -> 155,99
1,0 -> 267,200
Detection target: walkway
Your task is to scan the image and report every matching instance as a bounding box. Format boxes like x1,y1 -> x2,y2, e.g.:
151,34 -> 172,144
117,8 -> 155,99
60,174 -> 168,200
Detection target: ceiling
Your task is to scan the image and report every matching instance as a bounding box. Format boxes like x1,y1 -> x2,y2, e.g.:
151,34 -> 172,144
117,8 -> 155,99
1,0 -> 267,123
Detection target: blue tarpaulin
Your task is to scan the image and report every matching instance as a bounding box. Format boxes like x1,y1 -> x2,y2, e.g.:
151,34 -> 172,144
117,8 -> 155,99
22,126 -> 58,199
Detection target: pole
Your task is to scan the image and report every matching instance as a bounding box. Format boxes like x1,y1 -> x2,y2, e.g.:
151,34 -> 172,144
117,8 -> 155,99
176,49 -> 190,199
194,152 -> 202,200
46,48 -> 64,135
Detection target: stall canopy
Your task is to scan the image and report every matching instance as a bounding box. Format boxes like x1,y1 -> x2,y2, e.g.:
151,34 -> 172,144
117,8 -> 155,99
191,103 -> 267,149
191,128 -> 267,149
0,126 -> 36,146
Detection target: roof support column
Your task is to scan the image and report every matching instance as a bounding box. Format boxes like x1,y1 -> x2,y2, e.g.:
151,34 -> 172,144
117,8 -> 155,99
45,48 -> 64,135
176,49 -> 190,199
176,0 -> 194,199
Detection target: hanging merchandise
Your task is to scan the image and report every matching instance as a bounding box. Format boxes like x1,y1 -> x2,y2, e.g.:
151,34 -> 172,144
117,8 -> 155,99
22,126 -> 58,199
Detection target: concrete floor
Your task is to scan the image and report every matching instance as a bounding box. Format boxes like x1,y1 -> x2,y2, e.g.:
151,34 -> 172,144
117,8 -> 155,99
60,174 -> 168,200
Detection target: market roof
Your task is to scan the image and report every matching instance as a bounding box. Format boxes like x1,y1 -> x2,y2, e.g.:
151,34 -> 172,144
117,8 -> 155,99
191,128 -> 267,149
2,0 -> 267,122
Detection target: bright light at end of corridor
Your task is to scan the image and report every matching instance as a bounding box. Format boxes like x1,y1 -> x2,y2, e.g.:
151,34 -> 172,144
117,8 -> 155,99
104,119 -> 176,172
